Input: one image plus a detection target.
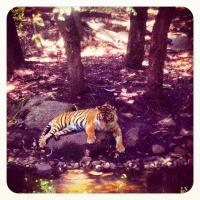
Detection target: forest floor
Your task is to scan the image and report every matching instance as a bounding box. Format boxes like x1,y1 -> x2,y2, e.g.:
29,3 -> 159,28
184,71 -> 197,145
7,8 -> 193,190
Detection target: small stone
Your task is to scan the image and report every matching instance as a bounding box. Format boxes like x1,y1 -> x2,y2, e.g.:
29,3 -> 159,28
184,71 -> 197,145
92,160 -> 101,166
169,143 -> 176,148
49,161 -> 55,166
110,163 -> 116,170
152,144 -> 165,154
58,167 -> 63,172
36,162 -> 52,176
57,161 -> 64,167
103,162 -> 110,169
121,173 -> 127,179
122,113 -> 133,118
174,146 -> 187,155
180,128 -> 192,136
81,156 -> 92,163
8,156 -> 14,162
60,156 -> 64,161
95,164 -> 102,171
73,162 -> 79,169
13,149 -> 20,153
114,153 -> 119,158
158,117 -> 176,127
127,161 -> 133,168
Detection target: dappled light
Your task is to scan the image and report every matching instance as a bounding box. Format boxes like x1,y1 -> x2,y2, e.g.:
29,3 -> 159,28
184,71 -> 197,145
55,169 -> 144,193
7,83 -> 16,93
15,69 -> 35,77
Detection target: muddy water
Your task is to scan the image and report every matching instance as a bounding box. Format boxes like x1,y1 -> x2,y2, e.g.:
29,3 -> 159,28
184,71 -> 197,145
7,166 -> 192,193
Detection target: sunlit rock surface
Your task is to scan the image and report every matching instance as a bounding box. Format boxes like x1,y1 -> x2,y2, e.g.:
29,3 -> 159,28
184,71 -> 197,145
24,100 -> 74,130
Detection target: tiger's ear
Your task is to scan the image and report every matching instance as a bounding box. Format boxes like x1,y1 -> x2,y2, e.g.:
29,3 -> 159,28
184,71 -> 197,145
96,105 -> 101,110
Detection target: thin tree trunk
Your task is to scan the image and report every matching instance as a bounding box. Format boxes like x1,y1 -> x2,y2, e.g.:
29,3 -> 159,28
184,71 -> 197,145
126,7 -> 148,69
55,10 -> 85,98
147,7 -> 175,99
7,10 -> 24,78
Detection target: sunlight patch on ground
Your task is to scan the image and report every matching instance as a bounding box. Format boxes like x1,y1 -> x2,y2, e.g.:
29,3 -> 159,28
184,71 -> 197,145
15,69 -> 34,77
96,30 -> 128,45
81,47 -> 106,57
87,20 -> 105,30
7,83 -> 16,92
25,56 -> 58,63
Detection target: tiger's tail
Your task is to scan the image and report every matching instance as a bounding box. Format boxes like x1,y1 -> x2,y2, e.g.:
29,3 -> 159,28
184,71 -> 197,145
38,124 -> 51,148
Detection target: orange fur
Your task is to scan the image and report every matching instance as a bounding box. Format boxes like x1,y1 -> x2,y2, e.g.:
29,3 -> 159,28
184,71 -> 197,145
38,103 -> 125,153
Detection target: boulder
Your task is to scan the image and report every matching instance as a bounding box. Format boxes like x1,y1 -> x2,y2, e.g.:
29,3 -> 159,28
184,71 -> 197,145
125,127 -> 139,147
45,131 -> 113,159
170,35 -> 192,50
24,101 -> 74,130
21,95 -> 49,111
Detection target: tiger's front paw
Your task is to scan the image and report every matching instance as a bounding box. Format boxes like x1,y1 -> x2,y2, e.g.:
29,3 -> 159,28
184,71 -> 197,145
116,143 -> 125,153
87,135 -> 96,144
39,137 -> 46,148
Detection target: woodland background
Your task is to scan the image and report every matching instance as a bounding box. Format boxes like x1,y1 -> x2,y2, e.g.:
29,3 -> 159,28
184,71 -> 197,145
7,7 -> 193,193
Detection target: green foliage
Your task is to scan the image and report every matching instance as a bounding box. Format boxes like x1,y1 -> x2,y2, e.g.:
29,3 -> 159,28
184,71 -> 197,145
32,179 -> 55,193
37,179 -> 55,193
12,7 -> 25,21
32,12 -> 45,27
11,7 -> 25,31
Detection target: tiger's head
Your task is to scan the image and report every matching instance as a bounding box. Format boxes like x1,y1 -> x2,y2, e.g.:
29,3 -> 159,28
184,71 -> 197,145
96,102 -> 118,125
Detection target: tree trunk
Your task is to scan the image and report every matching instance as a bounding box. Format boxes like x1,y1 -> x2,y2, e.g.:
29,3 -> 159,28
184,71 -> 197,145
126,7 -> 148,69
55,10 -> 85,98
147,7 -> 175,99
7,10 -> 24,78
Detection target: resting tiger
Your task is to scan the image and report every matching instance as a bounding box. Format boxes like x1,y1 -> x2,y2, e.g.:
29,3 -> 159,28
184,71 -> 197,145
38,102 -> 125,153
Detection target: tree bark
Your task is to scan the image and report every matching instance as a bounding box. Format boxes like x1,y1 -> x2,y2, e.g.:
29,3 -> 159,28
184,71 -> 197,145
7,10 -> 24,78
126,7 -> 148,69
147,7 -> 175,99
55,10 -> 85,98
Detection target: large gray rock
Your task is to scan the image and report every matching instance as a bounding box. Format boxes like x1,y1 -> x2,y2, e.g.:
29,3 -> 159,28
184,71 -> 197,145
46,131 -> 113,150
21,95 -> 49,111
44,131 -> 113,160
24,100 -> 74,130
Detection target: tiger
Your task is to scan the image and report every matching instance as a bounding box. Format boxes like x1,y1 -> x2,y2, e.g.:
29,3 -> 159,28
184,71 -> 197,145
38,102 -> 125,153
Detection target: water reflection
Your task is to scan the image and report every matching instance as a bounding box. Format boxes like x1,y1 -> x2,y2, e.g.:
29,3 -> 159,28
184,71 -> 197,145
7,166 -> 192,193
54,169 -> 145,193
